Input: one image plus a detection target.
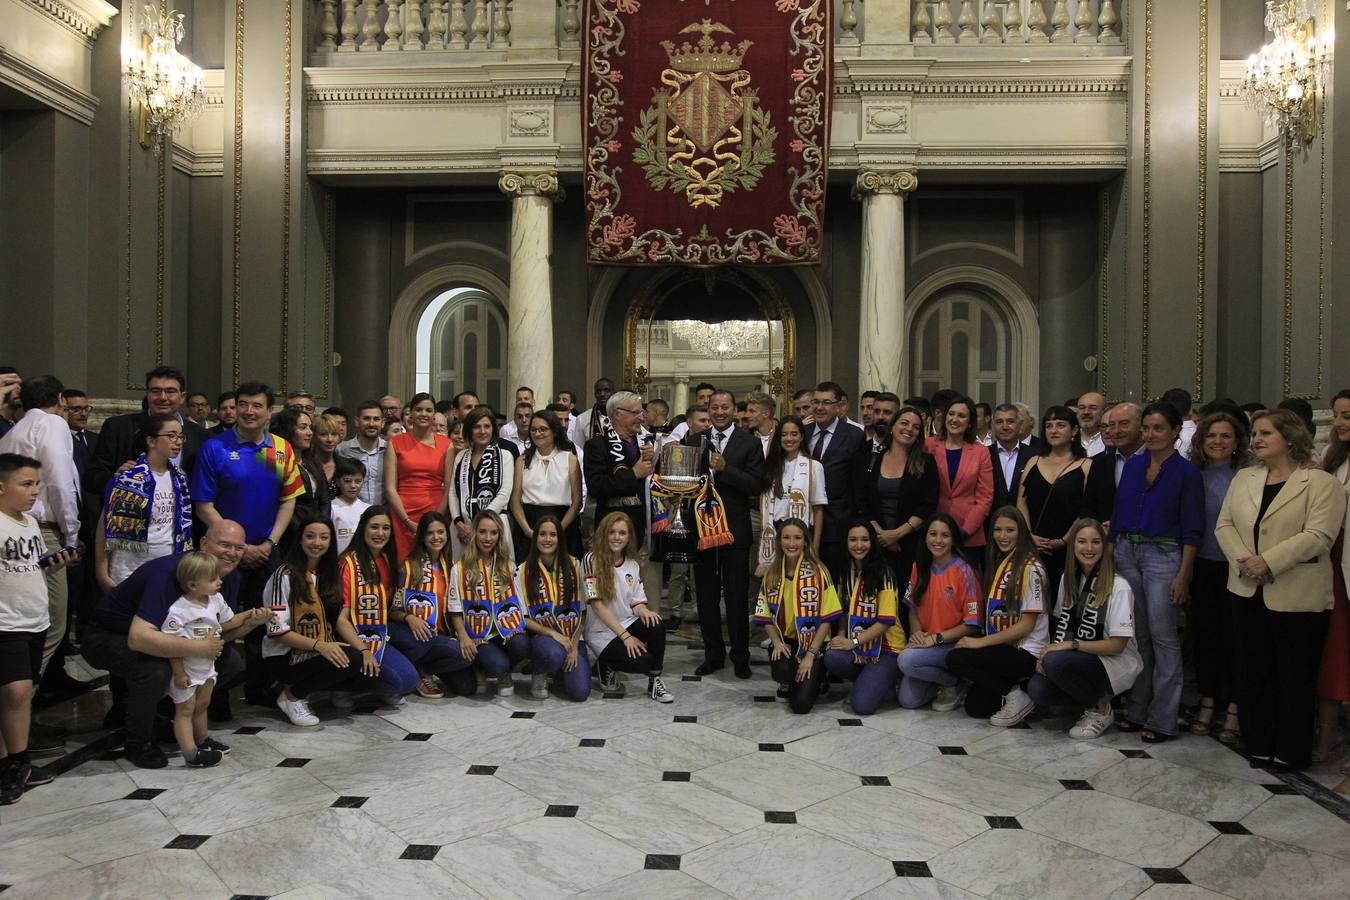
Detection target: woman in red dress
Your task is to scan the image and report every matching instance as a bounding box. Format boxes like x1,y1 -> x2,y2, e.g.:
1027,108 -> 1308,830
1314,389 -> 1350,767
383,393 -> 452,561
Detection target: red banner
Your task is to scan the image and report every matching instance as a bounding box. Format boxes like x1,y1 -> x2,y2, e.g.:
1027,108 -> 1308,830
583,0 -> 831,266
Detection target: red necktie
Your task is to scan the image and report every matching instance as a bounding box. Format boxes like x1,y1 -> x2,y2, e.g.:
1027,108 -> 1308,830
812,429 -> 826,461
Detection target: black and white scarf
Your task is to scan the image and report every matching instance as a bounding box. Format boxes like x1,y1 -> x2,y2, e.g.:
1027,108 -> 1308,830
457,445 -> 503,518
589,406 -> 611,440
604,420 -> 627,468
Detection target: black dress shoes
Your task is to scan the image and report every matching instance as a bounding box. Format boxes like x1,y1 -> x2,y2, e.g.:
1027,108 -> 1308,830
733,661 -> 753,679
694,661 -> 724,677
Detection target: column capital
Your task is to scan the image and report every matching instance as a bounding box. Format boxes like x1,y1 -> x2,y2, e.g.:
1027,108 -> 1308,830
854,168 -> 918,198
498,169 -> 563,200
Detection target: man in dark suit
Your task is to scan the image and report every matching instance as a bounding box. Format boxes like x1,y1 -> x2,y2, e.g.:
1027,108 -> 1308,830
85,366 -> 209,499
686,390 -> 764,678
1085,401 -> 1144,526
801,381 -> 868,580
582,390 -> 654,547
988,403 -> 1035,515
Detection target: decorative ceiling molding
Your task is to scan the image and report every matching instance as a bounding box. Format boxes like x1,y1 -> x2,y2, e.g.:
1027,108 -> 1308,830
19,0 -> 117,46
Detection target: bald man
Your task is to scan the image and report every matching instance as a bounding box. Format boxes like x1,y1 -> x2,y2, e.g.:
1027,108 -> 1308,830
1077,392 -> 1107,457
82,520 -> 268,768
1086,402 -> 1144,523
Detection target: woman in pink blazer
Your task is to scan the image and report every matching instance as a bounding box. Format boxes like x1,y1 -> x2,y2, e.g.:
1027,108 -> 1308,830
933,396 -> 995,561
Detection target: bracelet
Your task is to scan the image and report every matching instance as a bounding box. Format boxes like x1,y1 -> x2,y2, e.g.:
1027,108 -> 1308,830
619,632 -> 631,640
313,638 -> 320,651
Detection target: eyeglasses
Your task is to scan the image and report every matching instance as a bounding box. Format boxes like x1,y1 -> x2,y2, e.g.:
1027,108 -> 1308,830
67,405 -> 92,414
147,387 -> 182,397
209,540 -> 247,553
157,432 -> 185,443
614,407 -> 643,416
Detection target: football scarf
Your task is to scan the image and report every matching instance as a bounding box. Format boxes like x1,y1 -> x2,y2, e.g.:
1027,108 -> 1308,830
460,561 -> 526,642
456,446 -> 503,519
755,557 -> 829,657
396,557 -> 445,632
525,559 -> 583,639
268,571 -> 333,665
844,571 -> 889,664
102,455 -> 193,554
343,556 -> 388,665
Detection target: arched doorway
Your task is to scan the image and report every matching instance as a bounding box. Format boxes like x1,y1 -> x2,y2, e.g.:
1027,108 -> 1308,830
414,286 -> 509,413
622,269 -> 797,413
906,266 -> 1040,413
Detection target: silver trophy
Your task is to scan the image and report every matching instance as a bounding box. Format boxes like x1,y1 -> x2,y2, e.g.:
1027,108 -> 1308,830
658,438 -> 704,560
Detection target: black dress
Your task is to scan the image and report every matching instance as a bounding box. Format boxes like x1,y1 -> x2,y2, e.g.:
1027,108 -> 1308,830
1020,459 -> 1091,595
865,457 -> 939,584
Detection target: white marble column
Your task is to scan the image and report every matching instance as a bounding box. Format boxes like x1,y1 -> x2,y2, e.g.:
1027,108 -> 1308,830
672,376 -> 690,416
854,168 -> 918,395
499,170 -> 562,404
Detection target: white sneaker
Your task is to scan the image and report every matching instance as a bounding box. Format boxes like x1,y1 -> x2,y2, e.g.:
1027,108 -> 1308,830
989,687 -> 1035,727
648,676 -> 675,704
931,684 -> 966,712
64,653 -> 108,683
760,637 -> 773,649
496,678 -> 515,698
277,691 -> 320,727
530,673 -> 549,700
1069,697 -> 1116,739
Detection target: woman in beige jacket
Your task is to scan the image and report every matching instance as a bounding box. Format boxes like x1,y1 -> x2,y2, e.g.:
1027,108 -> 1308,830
1215,409 -> 1347,770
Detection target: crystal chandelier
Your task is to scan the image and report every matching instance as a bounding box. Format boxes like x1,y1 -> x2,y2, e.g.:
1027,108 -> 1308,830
1241,0 -> 1332,144
124,6 -> 206,151
670,320 -> 766,360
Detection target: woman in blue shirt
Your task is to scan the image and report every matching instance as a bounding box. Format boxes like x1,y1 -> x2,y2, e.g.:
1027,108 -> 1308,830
1112,402 -> 1204,742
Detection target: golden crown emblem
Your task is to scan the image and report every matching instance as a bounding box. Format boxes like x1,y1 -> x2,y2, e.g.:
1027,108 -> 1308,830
660,20 -> 752,74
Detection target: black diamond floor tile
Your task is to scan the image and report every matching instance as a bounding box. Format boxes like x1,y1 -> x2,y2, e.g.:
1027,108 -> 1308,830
673,715 -> 697,723
403,733 -> 433,741
579,738 -> 606,747
602,691 -> 626,699
681,675 -> 702,682
860,776 -> 891,786
1119,749 -> 1151,759
938,746 -> 968,755
466,765 -> 498,775
332,796 -> 369,809
1209,821 -> 1251,835
1060,779 -> 1094,790
645,854 -> 680,870
753,695 -> 776,703
229,895 -> 269,900
892,861 -> 933,878
758,743 -> 785,752
510,711 -> 536,719
232,726 -> 264,735
1144,868 -> 1191,884
663,771 -> 692,782
165,834 -> 211,850
985,816 -> 1021,829
1263,783 -> 1297,795
838,718 -> 863,727
400,844 -> 441,861
764,811 -> 797,824
276,758 -> 310,768
124,788 -> 166,801
545,805 -> 579,817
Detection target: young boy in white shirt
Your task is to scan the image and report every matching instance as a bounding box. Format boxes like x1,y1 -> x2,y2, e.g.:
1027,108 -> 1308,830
0,453 -> 75,804
330,458 -> 371,555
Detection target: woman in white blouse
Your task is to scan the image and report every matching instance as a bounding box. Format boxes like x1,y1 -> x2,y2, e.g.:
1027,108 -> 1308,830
757,415 -> 827,572
446,407 -> 515,561
510,411 -> 582,557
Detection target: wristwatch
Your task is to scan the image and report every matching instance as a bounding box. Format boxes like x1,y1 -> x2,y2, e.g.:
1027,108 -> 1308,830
1072,638 -> 1081,651
934,633 -> 945,646
851,637 -> 860,649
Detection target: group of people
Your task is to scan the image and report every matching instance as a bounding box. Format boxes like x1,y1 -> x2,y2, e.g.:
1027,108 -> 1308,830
0,361 -> 1347,807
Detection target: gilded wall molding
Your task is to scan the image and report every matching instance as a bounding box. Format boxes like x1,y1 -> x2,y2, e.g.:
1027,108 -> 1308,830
1194,0 -> 1207,401
156,136 -> 167,365
280,0 -> 293,393
1140,0 -> 1153,399
854,168 -> 919,196
1098,185 -> 1111,393
497,169 -> 561,198
123,98 -> 137,390
230,0 -> 245,387
322,190 -> 334,399
1281,140 -> 1294,398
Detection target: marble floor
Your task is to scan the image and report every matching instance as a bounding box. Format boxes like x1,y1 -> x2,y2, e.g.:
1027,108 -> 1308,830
5,637 -> 1350,900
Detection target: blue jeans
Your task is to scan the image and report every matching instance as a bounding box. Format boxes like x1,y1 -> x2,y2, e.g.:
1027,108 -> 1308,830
823,649 -> 899,715
896,643 -> 958,709
1117,540 -> 1183,734
530,634 -> 592,702
473,632 -> 531,678
388,622 -> 474,675
375,643 -> 419,696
